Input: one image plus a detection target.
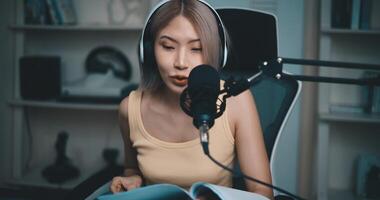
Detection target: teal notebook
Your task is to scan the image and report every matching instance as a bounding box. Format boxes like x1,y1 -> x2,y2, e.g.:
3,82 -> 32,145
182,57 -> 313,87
96,182 -> 269,200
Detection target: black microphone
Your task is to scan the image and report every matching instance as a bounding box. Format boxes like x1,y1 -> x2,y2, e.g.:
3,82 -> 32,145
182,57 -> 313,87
180,65 -> 220,154
180,65 -> 263,154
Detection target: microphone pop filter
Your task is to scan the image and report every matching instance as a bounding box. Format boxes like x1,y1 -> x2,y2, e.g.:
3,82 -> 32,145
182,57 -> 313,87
188,65 -> 220,96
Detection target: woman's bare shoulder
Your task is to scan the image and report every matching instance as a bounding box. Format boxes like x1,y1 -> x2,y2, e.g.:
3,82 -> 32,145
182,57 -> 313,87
119,90 -> 142,118
227,90 -> 255,117
119,96 -> 130,118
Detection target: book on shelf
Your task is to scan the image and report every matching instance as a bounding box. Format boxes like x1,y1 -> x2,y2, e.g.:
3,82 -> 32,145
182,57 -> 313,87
56,0 -> 77,25
94,182 -> 269,200
369,0 -> 380,30
330,0 -> 377,30
45,0 -> 63,25
329,104 -> 365,114
359,0 -> 371,29
331,0 -> 352,29
363,71 -> 380,113
371,86 -> 380,113
45,0 -> 77,25
357,0 -> 380,30
355,154 -> 380,198
351,0 -> 361,29
24,0 -> 49,25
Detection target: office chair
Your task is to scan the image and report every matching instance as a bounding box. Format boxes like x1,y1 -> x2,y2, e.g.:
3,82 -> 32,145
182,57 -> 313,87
217,8 -> 301,199
66,7 -> 301,200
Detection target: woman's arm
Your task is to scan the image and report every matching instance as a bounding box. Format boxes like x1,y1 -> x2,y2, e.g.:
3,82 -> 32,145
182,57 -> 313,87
118,97 -> 141,176
228,90 -> 274,199
110,97 -> 143,193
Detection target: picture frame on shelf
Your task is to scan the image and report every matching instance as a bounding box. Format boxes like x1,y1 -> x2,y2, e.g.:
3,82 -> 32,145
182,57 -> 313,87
107,0 -> 150,28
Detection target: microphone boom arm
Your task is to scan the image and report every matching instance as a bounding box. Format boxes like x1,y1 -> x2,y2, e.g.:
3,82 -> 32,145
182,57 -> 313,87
219,57 -> 380,106
270,57 -> 380,86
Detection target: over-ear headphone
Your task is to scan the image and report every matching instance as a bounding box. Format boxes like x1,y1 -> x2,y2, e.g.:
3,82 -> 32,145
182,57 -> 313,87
138,0 -> 228,68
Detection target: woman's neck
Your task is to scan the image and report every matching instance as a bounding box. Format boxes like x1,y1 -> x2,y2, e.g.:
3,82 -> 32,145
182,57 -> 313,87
151,87 -> 183,112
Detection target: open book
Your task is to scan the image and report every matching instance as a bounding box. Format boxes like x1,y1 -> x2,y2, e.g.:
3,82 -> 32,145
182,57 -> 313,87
96,182 -> 269,200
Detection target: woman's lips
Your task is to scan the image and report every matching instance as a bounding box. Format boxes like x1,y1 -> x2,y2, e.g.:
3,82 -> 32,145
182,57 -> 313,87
171,76 -> 188,87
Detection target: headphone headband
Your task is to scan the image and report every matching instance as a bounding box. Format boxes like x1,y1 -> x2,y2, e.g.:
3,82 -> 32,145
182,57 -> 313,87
139,0 -> 227,68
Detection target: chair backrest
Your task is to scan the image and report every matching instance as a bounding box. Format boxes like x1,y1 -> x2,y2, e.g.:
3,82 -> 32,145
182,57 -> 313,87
216,8 -> 301,189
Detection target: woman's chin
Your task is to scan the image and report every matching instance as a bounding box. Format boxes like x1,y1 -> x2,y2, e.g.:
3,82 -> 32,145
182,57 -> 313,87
168,85 -> 187,95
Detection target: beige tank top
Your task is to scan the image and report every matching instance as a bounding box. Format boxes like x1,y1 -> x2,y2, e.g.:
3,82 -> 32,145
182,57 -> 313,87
127,90 -> 235,189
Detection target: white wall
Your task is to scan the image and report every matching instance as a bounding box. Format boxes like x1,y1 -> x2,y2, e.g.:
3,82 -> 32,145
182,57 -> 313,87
275,0 -> 304,195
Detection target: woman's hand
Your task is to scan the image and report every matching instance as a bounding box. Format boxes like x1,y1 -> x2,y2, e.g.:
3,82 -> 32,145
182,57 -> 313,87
110,175 -> 143,193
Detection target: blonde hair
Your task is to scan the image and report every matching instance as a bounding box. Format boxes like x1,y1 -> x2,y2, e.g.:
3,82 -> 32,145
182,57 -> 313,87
140,0 -> 223,91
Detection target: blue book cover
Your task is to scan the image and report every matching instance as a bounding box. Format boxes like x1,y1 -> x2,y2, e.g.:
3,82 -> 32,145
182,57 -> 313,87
94,182 -> 269,200
331,0 -> 353,28
45,0 -> 63,25
56,0 -> 77,24
351,0 -> 361,29
359,0 -> 371,29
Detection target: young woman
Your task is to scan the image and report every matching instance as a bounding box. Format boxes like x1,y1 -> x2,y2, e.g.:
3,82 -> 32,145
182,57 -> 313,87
110,0 -> 273,199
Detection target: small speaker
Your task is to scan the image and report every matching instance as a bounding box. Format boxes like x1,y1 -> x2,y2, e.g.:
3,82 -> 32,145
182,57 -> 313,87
20,56 -> 61,100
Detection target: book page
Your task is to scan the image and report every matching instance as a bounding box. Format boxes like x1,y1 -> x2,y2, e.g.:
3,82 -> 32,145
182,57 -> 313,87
190,182 -> 270,200
97,184 -> 192,200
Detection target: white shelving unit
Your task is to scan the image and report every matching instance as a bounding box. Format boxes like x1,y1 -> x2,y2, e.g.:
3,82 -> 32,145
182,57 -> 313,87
9,24 -> 143,31
9,99 -> 118,111
7,0 -> 151,190
316,0 -> 380,200
6,165 -> 96,190
319,112 -> 380,124
321,28 -> 380,35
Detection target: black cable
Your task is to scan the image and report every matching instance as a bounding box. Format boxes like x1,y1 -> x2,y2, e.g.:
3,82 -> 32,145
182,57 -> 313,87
203,145 -> 306,200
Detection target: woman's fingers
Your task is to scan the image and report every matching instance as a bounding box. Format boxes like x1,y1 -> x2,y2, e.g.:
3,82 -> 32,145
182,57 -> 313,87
110,175 -> 142,193
110,176 -> 128,193
121,175 -> 142,191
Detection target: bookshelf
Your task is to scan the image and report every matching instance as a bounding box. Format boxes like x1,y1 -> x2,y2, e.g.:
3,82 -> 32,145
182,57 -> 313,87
9,99 -> 118,111
316,0 -> 380,200
6,0 -> 152,190
6,165 -> 96,190
319,112 -> 380,124
321,28 -> 380,35
9,24 -> 143,31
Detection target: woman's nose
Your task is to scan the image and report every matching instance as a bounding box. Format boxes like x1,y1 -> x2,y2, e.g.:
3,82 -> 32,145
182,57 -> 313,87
174,48 -> 189,70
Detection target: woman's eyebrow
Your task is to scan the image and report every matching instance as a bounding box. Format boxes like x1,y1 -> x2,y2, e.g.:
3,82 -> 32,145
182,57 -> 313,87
159,35 -> 200,44
159,35 -> 178,43
188,39 -> 201,44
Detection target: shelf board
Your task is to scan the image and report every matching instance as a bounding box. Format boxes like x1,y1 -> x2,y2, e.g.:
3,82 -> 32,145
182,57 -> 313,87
9,24 -> 143,32
9,99 -> 119,111
319,112 -> 380,123
6,165 -> 95,190
321,28 -> 380,35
